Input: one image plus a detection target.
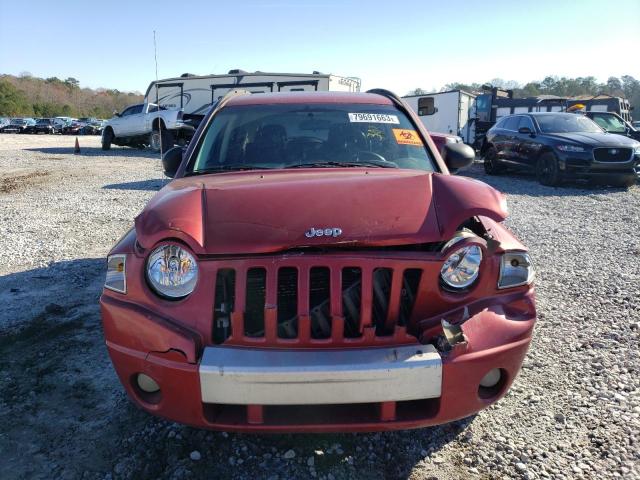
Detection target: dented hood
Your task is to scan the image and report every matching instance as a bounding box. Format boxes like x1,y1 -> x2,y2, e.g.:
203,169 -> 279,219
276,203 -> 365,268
135,169 -> 507,255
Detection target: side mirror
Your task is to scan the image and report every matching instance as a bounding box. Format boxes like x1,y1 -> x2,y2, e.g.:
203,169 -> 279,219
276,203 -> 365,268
518,126 -> 533,134
442,143 -> 475,172
162,147 -> 184,178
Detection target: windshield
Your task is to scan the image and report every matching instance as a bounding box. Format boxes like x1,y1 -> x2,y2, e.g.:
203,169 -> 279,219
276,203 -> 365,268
37,119 -> 50,124
590,114 -> 626,133
11,119 -> 25,125
535,114 -> 602,133
189,103 -> 436,174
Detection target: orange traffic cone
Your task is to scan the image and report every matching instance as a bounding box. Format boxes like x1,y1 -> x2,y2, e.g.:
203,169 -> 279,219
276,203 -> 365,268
74,137 -> 81,155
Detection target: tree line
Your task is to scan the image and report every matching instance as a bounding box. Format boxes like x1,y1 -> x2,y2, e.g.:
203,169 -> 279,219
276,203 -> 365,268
0,73 -> 144,118
408,75 -> 640,116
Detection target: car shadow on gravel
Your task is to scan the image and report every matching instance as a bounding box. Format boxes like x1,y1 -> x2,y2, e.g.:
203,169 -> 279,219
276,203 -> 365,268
103,179 -> 167,191
461,162 -> 634,197
25,146 -> 161,159
1,258 -> 478,479
0,258 -> 150,480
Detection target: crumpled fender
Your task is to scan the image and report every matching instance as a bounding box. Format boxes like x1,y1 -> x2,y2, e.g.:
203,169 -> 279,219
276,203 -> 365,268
431,174 -> 508,239
135,182 -> 206,253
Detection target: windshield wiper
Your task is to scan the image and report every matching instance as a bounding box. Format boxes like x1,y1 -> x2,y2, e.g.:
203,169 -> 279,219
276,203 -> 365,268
287,160 -> 397,169
185,165 -> 273,176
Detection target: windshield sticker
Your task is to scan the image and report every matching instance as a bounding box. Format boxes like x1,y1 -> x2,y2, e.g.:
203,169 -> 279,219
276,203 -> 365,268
392,129 -> 423,146
348,113 -> 400,124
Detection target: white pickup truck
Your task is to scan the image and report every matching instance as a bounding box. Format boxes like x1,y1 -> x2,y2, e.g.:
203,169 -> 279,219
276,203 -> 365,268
101,103 -> 195,151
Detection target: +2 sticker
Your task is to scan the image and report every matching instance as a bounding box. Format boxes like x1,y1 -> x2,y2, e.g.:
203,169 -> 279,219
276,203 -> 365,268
348,113 -> 400,124
392,129 -> 423,146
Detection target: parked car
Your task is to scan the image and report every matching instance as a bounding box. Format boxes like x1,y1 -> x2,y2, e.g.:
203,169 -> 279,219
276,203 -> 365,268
26,118 -> 63,134
55,116 -> 74,126
100,89 -> 536,433
62,121 -> 85,135
583,111 -> 640,141
482,113 -> 640,186
1,118 -> 36,133
75,121 -> 102,135
101,103 -> 196,151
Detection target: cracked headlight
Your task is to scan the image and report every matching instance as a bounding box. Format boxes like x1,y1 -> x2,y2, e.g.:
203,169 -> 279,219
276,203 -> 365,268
498,252 -> 534,289
440,244 -> 482,290
105,254 -> 126,294
146,244 -> 198,299
556,144 -> 585,153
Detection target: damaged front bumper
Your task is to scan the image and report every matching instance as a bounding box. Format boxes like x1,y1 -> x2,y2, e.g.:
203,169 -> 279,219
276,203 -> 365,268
101,288 -> 535,433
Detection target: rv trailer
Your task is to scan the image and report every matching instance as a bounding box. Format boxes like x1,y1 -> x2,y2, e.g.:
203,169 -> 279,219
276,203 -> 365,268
144,70 -> 362,117
403,90 -> 477,145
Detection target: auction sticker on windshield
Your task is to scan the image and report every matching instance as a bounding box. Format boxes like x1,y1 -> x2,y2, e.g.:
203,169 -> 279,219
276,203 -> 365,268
348,113 -> 400,124
392,128 -> 423,146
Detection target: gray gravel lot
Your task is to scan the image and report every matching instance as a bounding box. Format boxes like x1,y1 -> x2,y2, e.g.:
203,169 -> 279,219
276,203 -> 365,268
0,134 -> 638,479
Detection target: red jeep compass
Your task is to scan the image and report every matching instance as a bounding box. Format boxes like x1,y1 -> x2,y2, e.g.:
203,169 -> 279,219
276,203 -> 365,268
100,89 -> 536,432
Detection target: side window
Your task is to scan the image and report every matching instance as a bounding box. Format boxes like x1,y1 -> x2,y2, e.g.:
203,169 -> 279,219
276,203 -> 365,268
417,97 -> 436,116
131,105 -> 144,115
592,114 -> 625,133
494,117 -> 508,129
517,116 -> 535,132
120,107 -> 133,117
503,116 -> 520,131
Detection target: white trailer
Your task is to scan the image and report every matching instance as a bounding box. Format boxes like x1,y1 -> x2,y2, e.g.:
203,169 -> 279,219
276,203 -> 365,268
403,90 -> 476,144
144,70 -> 362,116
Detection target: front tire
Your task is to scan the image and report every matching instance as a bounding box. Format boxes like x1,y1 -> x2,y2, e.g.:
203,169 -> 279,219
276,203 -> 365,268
536,152 -> 561,186
483,146 -> 503,175
102,128 -> 113,150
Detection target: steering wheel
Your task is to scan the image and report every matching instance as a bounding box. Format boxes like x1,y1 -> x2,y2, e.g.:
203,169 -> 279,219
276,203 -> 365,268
351,150 -> 398,167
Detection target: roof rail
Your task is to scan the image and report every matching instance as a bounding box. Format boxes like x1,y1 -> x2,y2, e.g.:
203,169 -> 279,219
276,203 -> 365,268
366,88 -> 404,106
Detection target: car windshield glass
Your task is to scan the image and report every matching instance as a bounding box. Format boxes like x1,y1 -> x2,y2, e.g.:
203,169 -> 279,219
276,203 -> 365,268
590,115 -> 626,133
11,119 -> 25,124
37,119 -> 50,124
535,114 -> 602,133
189,103 -> 436,174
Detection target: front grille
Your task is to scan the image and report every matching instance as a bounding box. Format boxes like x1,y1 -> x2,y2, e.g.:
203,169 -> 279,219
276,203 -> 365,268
593,147 -> 632,162
211,258 -> 426,347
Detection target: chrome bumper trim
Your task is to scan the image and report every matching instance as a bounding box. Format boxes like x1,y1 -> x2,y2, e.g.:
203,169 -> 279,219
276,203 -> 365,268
199,345 -> 442,405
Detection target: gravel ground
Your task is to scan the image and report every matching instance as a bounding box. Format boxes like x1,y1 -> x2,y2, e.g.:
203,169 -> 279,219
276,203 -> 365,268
0,133 -> 638,479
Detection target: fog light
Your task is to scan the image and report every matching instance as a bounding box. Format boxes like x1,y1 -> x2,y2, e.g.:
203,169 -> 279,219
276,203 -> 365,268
137,373 -> 160,393
480,368 -> 501,388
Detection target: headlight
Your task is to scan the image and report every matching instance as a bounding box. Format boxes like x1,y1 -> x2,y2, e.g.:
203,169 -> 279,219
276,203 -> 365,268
556,144 -> 585,152
498,252 -> 534,289
634,144 -> 640,155
146,244 -> 198,299
105,254 -> 126,293
440,244 -> 482,290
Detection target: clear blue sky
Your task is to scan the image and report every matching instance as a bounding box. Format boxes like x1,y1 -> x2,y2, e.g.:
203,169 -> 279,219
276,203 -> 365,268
1,0 -> 639,94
